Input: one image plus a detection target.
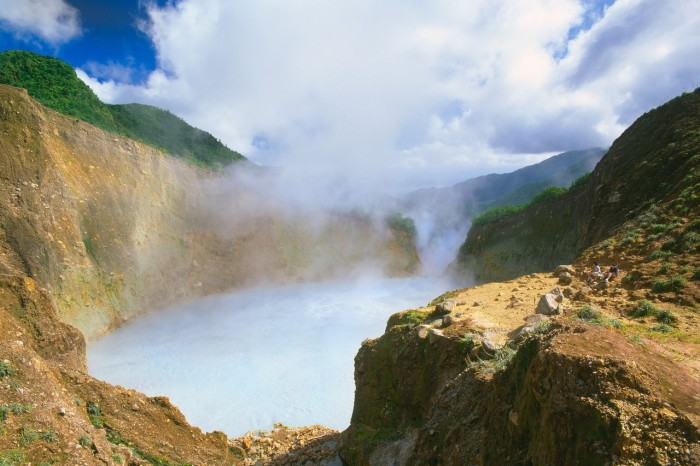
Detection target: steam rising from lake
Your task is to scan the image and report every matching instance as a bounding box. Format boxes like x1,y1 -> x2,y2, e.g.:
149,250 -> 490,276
88,275 -> 453,436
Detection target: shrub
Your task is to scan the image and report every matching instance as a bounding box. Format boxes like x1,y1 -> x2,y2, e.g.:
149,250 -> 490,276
577,305 -> 601,321
693,267 -> 700,281
649,249 -> 673,261
569,172 -> 592,190
534,320 -> 551,334
652,276 -> 687,293
622,270 -> 644,285
656,310 -> 676,325
679,232 -> 699,252
472,204 -> 524,226
651,324 -> 674,333
528,186 -> 568,206
459,333 -> 477,351
0,449 -> 25,466
630,300 -> 659,318
657,262 -> 672,275
78,435 -> 94,448
385,213 -> 417,238
597,239 -> 614,250
651,224 -> 671,234
620,231 -> 640,245
472,346 -> 517,375
0,403 -> 31,422
606,318 -> 623,329
20,425 -> 58,445
0,361 -> 12,379
86,402 -> 104,428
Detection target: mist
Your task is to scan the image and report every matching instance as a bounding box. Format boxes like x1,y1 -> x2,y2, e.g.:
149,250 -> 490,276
182,160 -> 457,290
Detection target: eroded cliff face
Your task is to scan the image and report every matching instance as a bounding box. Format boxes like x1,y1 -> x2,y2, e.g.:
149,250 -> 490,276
0,85 -> 204,339
0,84 -> 417,340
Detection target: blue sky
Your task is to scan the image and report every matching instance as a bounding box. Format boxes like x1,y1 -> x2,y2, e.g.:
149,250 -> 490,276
1,0 -> 699,194
0,0 -> 159,82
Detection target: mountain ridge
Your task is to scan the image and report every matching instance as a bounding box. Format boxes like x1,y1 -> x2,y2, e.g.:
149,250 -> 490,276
0,49 -> 246,169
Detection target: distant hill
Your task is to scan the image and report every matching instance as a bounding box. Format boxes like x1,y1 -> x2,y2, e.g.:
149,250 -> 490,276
403,148 -> 605,220
0,50 -> 245,169
400,148 -> 605,272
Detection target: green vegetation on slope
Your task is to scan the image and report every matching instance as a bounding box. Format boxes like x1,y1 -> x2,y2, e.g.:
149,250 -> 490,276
471,184 -> 572,227
0,50 -> 245,169
109,103 -> 244,169
0,50 -> 117,130
386,212 -> 417,239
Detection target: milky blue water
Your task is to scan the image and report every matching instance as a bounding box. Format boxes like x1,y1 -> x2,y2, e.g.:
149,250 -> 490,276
87,275 -> 451,436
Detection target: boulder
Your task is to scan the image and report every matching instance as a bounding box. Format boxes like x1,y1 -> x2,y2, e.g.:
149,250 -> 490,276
558,272 -> 573,285
574,286 -> 593,301
553,265 -> 576,276
549,287 -> 564,302
524,314 -> 549,326
536,290 -> 562,315
506,295 -> 524,309
428,328 -> 445,344
479,339 -> 500,358
417,326 -> 430,339
514,325 -> 535,342
434,298 -> 457,314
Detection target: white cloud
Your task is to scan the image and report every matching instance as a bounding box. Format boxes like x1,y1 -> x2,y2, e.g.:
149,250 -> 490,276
0,0 -> 81,44
80,0 -> 700,194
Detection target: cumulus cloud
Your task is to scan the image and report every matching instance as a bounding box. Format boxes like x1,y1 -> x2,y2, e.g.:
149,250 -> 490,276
0,0 -> 81,45
79,0 -> 700,194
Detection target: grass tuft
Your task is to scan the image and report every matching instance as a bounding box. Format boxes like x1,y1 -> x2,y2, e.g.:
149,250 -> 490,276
630,300 -> 660,318
652,276 -> 687,293
0,361 -> 12,379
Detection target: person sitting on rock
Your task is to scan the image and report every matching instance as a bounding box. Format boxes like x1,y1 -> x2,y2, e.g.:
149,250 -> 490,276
586,262 -> 602,282
603,264 -> 619,282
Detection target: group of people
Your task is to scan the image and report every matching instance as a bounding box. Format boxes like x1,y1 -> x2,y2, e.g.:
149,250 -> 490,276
586,262 -> 619,283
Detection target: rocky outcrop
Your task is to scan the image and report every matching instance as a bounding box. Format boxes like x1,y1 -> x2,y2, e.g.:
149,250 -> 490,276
339,276 -> 700,465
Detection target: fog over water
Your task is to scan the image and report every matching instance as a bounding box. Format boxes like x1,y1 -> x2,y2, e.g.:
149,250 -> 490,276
88,275 -> 453,436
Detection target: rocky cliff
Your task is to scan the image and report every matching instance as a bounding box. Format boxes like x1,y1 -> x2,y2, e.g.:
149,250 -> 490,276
0,84 -> 418,340
455,88 -> 700,284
